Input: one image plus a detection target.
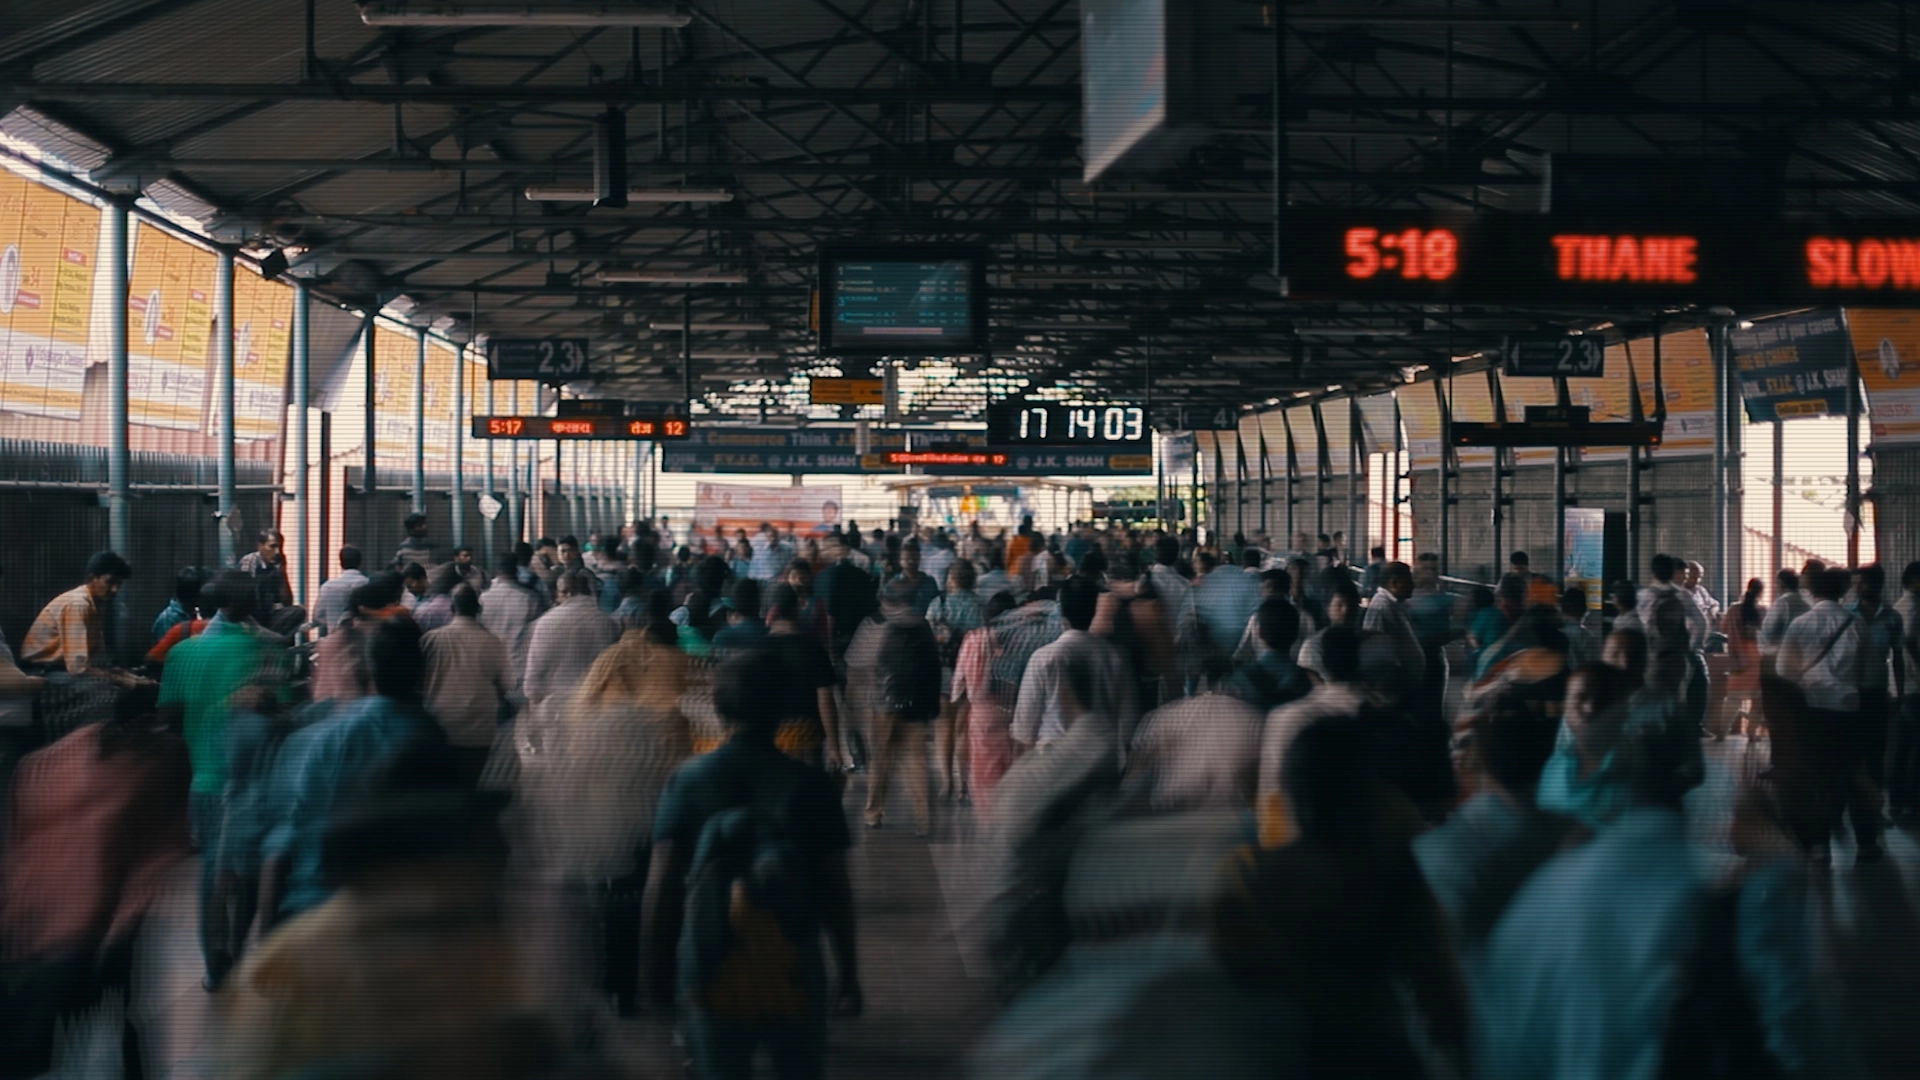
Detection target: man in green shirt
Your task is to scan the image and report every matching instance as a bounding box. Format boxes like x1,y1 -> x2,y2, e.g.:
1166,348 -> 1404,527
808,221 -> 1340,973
158,570 -> 275,988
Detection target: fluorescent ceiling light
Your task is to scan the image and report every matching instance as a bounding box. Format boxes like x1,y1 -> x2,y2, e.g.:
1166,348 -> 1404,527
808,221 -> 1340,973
649,321 -> 772,332
1004,321 -> 1130,332
524,185 -> 732,203
360,2 -> 692,27
1068,190 -> 1271,203
1161,377 -> 1242,387
1007,272 -> 1144,286
689,350 -> 778,361
1295,327 -> 1413,338
1072,239 -> 1242,253
596,270 -> 748,284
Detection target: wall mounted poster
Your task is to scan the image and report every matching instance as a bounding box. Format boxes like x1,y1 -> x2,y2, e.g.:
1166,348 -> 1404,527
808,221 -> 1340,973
127,224 -> 214,431
0,174 -> 95,421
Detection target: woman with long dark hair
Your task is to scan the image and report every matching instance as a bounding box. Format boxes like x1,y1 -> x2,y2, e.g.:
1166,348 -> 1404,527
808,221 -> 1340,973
1713,578 -> 1766,739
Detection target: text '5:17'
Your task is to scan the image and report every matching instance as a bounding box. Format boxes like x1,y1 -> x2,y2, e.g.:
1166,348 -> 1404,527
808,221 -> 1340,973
1344,228 -> 1459,281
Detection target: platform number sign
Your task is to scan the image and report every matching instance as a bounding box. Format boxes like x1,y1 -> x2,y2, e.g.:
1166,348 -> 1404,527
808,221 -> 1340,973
1502,334 -> 1605,378
1183,404 -> 1238,431
488,337 -> 592,382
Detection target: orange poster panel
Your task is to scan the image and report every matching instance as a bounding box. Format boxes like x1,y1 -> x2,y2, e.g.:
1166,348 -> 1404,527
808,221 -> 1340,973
233,269 -> 292,442
1847,309 -> 1920,447
1633,329 -> 1715,457
1399,384 -> 1444,466
1498,371 -> 1561,466
421,338 -> 458,461
1565,342 -> 1641,462
127,226 -> 214,430
0,175 -> 93,419
372,324 -> 419,461
1445,372 -> 1496,465
1289,406 -> 1320,474
1257,409 -> 1290,477
1320,398 -> 1354,473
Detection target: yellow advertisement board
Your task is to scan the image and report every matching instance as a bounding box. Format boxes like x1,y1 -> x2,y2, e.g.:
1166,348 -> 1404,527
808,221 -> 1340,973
0,174 -> 95,420
232,267 -> 292,442
1566,342 -> 1640,461
1320,398 -> 1355,473
1846,309 -> 1920,447
1258,409 -> 1291,478
1289,405 -> 1321,475
1637,328 -> 1716,457
127,225 -> 215,430
1497,371 -> 1562,466
1445,372 -> 1496,466
1400,383 -> 1445,466
372,324 -> 419,461
421,337 -> 458,461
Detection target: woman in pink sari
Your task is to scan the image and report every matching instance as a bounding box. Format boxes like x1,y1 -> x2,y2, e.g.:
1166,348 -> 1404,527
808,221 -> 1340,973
951,592 -> 1021,815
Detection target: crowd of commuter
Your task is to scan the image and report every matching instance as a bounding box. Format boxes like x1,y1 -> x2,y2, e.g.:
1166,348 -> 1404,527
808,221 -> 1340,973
0,508 -> 1914,1078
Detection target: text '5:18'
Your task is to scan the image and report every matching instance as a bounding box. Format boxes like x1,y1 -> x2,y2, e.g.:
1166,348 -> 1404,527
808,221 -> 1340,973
1344,227 -> 1459,281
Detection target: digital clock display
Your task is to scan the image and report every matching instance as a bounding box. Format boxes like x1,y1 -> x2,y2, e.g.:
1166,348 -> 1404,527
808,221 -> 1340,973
986,401 -> 1147,446
470,415 -> 692,440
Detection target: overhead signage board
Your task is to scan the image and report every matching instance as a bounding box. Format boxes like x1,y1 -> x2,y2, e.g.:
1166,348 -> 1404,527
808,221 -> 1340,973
1155,403 -> 1237,432
1285,212 -> 1920,307
816,245 -> 988,355
1502,334 -> 1606,378
1728,310 -> 1856,423
470,415 -> 690,440
486,337 -> 590,382
809,377 -> 885,406
664,426 -> 922,474
986,400 -> 1150,446
907,448 -> 1156,476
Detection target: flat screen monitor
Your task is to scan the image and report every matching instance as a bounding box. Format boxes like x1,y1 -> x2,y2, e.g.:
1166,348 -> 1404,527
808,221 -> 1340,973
818,246 -> 988,355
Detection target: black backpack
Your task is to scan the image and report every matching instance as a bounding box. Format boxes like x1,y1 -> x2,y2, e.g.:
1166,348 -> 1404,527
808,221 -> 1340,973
1659,887 -> 1781,1080
680,768 -> 816,1025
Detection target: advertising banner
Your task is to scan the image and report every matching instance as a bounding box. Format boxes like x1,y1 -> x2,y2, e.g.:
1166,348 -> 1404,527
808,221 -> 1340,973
1289,405 -> 1320,475
231,267 -> 292,442
1564,506 -> 1608,609
1730,310 -> 1855,424
126,224 -> 214,431
1848,308 -> 1920,446
695,483 -> 845,535
1355,391 -> 1398,454
1633,329 -> 1715,457
0,174 -> 95,420
1445,371 -> 1496,466
420,337 -> 458,461
1399,383 -> 1444,466
663,426 -> 910,474
1319,398 -> 1355,474
372,324 -> 419,461
1566,342 -> 1640,462
1257,410 -> 1289,477
1498,370 -> 1562,466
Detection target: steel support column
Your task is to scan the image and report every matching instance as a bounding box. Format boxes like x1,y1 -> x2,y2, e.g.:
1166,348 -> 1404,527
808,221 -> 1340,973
507,381 -> 523,546
1436,380 -> 1453,577
452,333 -> 466,551
1848,352 -> 1863,567
412,329 -> 426,515
362,314 -> 377,555
483,371 -> 495,564
1772,420 -> 1784,578
216,248 -> 237,567
292,280 -> 310,607
106,202 -> 130,563
1347,399 -> 1360,568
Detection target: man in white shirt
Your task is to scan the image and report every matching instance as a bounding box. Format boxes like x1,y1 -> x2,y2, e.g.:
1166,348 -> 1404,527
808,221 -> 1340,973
1361,562 -> 1426,679
1012,576 -> 1136,759
1685,559 -> 1721,625
1778,566 -> 1877,865
521,569 -> 618,755
478,552 -> 543,702
918,531 -> 956,595
311,546 -> 369,629
422,585 -> 512,778
1758,567 -> 1810,660
1636,553 -> 1709,652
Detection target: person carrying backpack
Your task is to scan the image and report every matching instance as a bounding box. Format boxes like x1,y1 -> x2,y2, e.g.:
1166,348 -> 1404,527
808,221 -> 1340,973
644,645 -> 862,1080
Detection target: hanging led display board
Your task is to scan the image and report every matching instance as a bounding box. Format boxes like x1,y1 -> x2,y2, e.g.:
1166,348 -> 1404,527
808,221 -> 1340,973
1283,212 -> 1920,307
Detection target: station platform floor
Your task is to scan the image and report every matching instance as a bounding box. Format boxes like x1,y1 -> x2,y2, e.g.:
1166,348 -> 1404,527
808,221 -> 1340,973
53,735 -> 1920,1079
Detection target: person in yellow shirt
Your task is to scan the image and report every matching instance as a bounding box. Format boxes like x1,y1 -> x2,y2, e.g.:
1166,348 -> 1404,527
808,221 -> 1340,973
20,551 -> 136,680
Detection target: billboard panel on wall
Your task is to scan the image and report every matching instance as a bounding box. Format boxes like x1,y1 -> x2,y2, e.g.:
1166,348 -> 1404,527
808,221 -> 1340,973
0,174 -> 95,420
126,224 -> 213,431
1846,308 -> 1920,447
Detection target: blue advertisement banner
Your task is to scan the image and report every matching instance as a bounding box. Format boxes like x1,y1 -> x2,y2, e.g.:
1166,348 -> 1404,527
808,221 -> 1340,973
1730,310 -> 1856,422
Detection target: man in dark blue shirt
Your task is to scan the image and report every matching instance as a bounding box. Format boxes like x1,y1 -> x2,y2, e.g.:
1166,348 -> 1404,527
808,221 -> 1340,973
645,647 -> 861,1080
1224,598 -> 1314,712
